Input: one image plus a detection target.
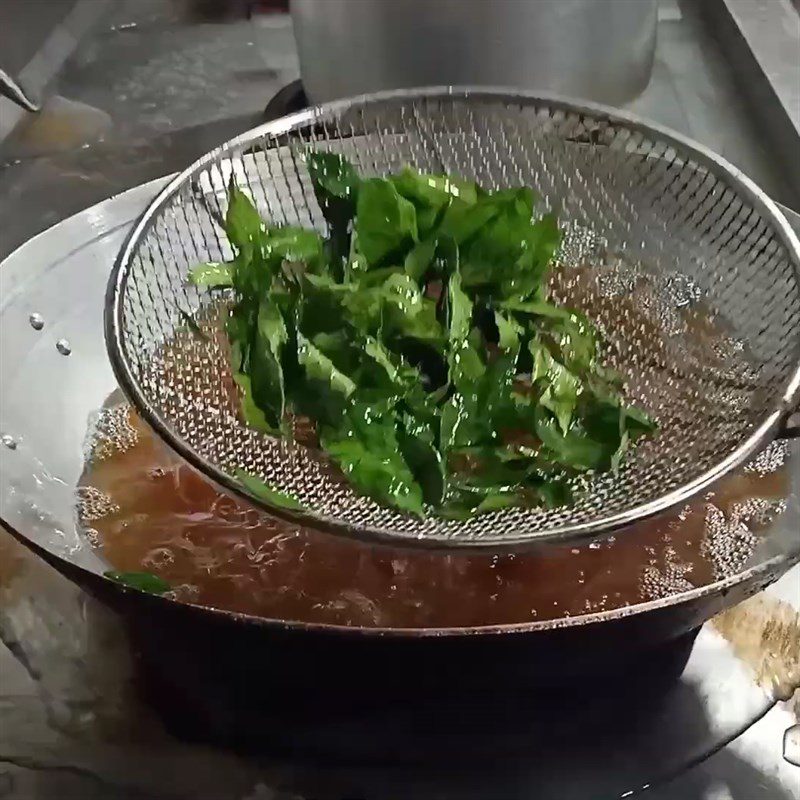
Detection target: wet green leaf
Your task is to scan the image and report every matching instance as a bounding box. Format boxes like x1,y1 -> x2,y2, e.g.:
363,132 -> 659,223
236,470 -> 306,511
188,261 -> 234,288
105,571 -> 171,595
355,178 -> 418,266
321,402 -> 425,515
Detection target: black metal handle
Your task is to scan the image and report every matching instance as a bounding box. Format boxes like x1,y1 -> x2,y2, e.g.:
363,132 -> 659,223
775,203 -> 800,440
0,67 -> 39,112
780,409 -> 800,439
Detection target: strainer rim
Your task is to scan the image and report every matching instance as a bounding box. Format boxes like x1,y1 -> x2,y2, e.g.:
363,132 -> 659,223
105,86 -> 800,550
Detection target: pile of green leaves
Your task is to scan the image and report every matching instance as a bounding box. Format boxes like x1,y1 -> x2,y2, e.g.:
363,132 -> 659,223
190,153 -> 656,518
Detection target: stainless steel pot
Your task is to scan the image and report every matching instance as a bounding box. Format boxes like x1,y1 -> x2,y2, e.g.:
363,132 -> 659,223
290,0 -> 658,105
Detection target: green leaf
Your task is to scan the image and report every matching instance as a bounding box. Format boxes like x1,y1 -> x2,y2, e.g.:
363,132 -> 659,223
336,271 -> 443,345
355,178 -> 418,266
391,167 -> 478,209
264,226 -> 324,267
398,415 -> 445,506
528,333 -> 583,435
439,198 -> 500,245
105,571 -> 170,595
188,261 -> 234,288
233,371 -> 275,432
506,300 -> 598,374
581,393 -> 656,469
440,484 -> 520,519
447,269 -> 472,346
459,197 -> 536,289
529,335 -> 553,382
501,214 -> 561,301
439,395 -> 463,455
355,266 -> 401,288
297,332 -> 357,398
404,238 -> 437,281
621,403 -> 658,439
303,271 -> 354,293
473,491 -> 520,513
363,336 -> 419,390
381,272 -> 426,315
439,440 -> 574,518
486,186 -> 536,218
306,152 -> 360,275
321,403 -> 425,515
306,151 -> 360,206
503,298 -> 574,320
224,183 -> 264,256
340,288 -> 383,334
450,191 -> 558,302
463,212 -> 531,278
236,469 -> 306,511
445,272 -> 486,406
540,360 -> 580,435
306,152 -> 361,278
536,478 -> 573,508
494,310 -> 523,351
415,205 -> 442,237
550,318 -> 598,375
383,273 -> 440,335
450,342 -> 484,393
534,405 -> 612,471
258,296 -> 289,354
245,297 -> 288,429
460,349 -> 521,448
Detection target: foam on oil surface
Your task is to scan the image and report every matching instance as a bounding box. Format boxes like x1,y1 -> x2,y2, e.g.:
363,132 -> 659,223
75,402 -> 793,627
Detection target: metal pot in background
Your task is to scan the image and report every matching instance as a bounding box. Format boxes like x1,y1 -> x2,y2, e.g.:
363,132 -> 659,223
290,0 -> 658,106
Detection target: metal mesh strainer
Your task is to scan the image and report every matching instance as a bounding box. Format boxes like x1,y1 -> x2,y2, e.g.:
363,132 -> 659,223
106,89 -> 800,549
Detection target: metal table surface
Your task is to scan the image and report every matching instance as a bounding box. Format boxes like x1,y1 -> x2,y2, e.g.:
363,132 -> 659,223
0,1 -> 798,798
1,0 -> 798,263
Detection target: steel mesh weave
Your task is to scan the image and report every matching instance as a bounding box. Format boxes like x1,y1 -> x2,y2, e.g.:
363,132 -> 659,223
107,90 -> 800,548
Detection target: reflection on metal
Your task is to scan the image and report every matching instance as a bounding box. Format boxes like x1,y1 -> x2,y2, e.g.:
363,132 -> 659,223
699,0 -> 800,208
783,723 -> 800,765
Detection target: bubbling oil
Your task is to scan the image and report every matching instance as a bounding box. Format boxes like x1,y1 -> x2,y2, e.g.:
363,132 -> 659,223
77,403 -> 790,628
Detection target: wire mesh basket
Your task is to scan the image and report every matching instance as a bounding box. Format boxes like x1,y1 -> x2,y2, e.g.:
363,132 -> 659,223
106,88 -> 800,549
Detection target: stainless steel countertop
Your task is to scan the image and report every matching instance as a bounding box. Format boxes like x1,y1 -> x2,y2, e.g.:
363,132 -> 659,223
1,0 -> 798,261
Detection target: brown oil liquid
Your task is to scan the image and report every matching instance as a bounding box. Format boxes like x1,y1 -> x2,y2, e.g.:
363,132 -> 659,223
78,404 -> 790,628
